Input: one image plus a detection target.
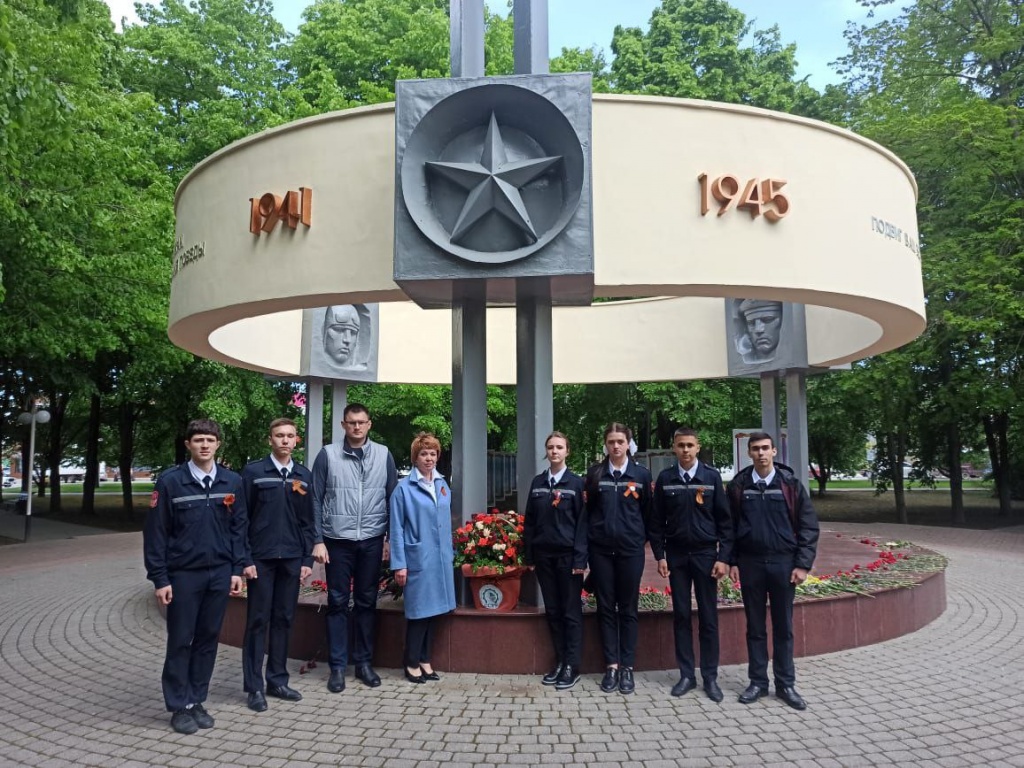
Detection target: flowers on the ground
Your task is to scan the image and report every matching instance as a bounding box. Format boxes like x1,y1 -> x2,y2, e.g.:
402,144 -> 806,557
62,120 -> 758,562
298,579 -> 327,600
453,509 -> 525,573
715,543 -> 947,604
581,585 -> 672,611
638,585 -> 671,611
718,576 -> 743,603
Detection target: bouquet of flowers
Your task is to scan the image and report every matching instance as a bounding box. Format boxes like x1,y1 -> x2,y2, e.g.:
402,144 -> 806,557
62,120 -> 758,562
453,508 -> 525,574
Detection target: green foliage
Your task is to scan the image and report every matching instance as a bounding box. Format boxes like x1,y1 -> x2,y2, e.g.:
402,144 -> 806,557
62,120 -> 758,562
806,373 -> 871,494
838,0 -> 1024,515
554,380 -> 760,471
290,0 -> 516,109
122,0 -> 312,179
608,0 -> 815,111
551,46 -> 612,92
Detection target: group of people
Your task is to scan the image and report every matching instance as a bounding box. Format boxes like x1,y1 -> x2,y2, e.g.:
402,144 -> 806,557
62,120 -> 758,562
143,405 -> 454,734
142,408 -> 818,736
524,424 -> 819,709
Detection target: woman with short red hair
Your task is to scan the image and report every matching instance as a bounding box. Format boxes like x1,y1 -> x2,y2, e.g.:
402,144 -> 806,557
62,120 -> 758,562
389,432 -> 456,683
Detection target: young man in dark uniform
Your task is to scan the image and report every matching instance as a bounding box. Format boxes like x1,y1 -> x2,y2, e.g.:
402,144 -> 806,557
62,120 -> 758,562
651,427 -> 733,702
584,423 -> 654,695
144,418 -> 248,734
240,418 -> 315,713
727,431 -> 819,710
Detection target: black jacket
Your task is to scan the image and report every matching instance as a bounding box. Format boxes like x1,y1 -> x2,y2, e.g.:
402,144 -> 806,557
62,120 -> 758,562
584,458 -> 653,555
523,469 -> 588,570
726,464 -> 819,570
242,457 -> 315,567
143,462 -> 248,590
650,461 -> 733,563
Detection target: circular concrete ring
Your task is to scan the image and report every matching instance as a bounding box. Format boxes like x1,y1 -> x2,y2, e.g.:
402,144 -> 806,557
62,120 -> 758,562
170,95 -> 923,383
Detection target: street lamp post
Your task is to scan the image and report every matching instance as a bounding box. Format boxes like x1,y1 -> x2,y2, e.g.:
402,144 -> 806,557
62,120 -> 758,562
17,405 -> 50,542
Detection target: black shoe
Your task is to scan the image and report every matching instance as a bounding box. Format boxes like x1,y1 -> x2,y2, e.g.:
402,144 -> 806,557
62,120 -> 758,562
599,667 -> 619,693
419,666 -> 440,681
776,686 -> 807,710
189,704 -> 214,729
327,668 -> 346,693
355,664 -> 381,688
554,664 -> 580,691
267,684 -> 302,701
170,709 -> 198,735
404,667 -> 426,684
738,683 -> 769,704
247,691 -> 268,712
557,667 -> 581,692
704,679 -> 724,703
619,667 -> 635,695
542,662 -> 565,686
671,676 -> 696,697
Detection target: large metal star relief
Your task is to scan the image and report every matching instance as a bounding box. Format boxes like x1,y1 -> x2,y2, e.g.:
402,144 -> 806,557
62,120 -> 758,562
425,113 -> 562,246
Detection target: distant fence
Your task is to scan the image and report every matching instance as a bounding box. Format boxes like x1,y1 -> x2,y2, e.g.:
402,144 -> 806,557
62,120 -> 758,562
487,451 -> 516,508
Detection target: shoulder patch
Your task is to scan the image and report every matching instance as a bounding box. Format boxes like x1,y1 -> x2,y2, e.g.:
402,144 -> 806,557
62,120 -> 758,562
149,491 -> 159,509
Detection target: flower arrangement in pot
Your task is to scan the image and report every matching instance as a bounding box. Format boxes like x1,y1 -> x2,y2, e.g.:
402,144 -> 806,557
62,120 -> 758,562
453,508 -> 526,576
454,509 -> 529,611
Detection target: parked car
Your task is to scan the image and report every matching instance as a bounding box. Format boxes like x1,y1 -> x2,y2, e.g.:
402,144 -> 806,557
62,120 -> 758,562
2,476 -> 17,488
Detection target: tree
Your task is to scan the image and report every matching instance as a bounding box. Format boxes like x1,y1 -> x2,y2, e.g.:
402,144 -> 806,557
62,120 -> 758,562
290,0 -> 518,110
122,0 -> 311,180
806,373 -> 870,496
608,0 -> 817,112
838,0 -> 1024,519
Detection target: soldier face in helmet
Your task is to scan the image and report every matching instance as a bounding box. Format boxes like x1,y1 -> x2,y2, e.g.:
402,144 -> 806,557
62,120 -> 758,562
323,305 -> 361,366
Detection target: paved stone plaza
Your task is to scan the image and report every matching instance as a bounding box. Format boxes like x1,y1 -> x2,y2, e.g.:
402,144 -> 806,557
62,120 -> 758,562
0,521 -> 1021,767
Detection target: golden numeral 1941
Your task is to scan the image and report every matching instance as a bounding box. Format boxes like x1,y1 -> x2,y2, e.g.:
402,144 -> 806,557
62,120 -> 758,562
249,187 -> 313,235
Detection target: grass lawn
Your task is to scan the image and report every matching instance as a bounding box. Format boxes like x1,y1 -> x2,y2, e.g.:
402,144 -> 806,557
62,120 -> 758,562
6,489 -> 155,533
6,484 -> 1022,535
814,487 -> 1024,530
821,478 -> 990,491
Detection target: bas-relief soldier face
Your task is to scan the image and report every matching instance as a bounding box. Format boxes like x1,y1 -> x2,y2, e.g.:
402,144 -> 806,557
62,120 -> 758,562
742,305 -> 783,361
323,305 -> 361,365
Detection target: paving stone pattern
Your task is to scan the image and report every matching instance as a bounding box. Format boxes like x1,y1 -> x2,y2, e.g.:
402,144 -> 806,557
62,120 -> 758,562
0,523 -> 1022,767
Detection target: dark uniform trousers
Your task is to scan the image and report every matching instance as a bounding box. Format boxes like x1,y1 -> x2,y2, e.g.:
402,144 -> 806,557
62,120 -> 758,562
738,556 -> 796,688
162,563 -> 232,711
324,534 -> 385,670
666,550 -> 719,681
588,548 -> 645,667
242,557 -> 302,693
534,550 -> 585,667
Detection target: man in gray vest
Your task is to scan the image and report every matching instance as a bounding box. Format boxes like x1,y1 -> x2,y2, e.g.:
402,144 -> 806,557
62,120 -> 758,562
312,403 -> 398,692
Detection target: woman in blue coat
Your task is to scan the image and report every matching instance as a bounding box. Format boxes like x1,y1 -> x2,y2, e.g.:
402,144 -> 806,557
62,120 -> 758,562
389,432 -> 456,683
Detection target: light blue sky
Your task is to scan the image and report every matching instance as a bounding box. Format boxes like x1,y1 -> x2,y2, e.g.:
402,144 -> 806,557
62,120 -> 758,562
104,0 -> 893,90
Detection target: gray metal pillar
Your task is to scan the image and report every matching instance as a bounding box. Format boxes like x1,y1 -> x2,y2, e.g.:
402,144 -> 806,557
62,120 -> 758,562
513,0 -> 549,75
513,2 -> 552,517
516,280 -> 553,512
451,281 -> 489,522
786,371 -> 810,492
512,0 -> 551,610
331,382 -> 347,444
450,1 -> 488,608
450,0 -> 485,78
306,380 -> 324,463
760,372 -> 781,439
